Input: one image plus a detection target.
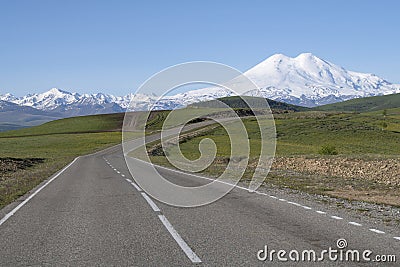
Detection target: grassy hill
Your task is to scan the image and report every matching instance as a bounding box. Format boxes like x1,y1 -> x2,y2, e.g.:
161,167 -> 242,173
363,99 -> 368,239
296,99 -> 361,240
188,96 -> 310,112
146,108 -> 400,206
0,113 -> 128,209
2,93 -> 399,209
0,112 -> 125,137
315,93 -> 400,112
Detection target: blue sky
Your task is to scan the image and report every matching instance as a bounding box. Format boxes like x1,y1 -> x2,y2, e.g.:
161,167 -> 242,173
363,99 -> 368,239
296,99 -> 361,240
1,0 -> 400,96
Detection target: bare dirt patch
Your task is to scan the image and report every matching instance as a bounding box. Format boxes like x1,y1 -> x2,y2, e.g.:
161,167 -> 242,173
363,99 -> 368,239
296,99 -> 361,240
329,189 -> 400,207
272,156 -> 400,186
267,156 -> 400,206
0,157 -> 46,208
0,157 -> 45,175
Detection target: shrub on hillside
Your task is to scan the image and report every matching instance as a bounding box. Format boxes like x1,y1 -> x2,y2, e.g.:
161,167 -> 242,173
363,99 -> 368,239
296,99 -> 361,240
318,145 -> 338,155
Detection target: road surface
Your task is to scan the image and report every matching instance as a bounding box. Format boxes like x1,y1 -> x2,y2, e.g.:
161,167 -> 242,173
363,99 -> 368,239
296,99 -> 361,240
0,132 -> 399,266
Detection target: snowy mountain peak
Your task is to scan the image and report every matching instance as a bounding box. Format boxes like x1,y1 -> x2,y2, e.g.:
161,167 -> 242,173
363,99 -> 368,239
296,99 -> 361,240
294,52 -> 333,68
241,52 -> 400,106
43,88 -> 73,96
1,53 -> 400,114
0,92 -> 17,102
267,53 -> 290,60
48,87 -> 64,93
295,52 -> 318,60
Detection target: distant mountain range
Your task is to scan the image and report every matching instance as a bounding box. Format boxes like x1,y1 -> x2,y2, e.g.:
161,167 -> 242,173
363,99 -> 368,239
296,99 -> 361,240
1,53 -> 400,130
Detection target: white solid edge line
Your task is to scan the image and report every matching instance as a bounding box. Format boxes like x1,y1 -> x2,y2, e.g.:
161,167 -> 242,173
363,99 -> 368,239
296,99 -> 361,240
369,228 -> 385,234
348,221 -> 362,226
132,158 -> 388,237
130,182 -> 142,192
0,157 -> 79,227
158,214 -> 202,263
141,192 -> 160,212
127,149 -> 397,245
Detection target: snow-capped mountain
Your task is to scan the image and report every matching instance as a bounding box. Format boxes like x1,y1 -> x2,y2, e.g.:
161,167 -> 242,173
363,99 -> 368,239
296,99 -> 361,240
146,53 -> 400,107
7,88 -> 116,111
1,53 -> 400,116
242,53 -> 400,106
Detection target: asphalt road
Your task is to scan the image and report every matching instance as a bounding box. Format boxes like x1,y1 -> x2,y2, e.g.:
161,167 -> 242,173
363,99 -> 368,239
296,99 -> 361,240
0,133 -> 399,266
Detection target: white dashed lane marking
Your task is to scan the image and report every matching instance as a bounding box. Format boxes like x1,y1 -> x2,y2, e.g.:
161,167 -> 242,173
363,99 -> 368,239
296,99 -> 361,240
104,158 -> 202,263
369,229 -> 385,234
158,215 -> 202,263
103,157 -> 400,245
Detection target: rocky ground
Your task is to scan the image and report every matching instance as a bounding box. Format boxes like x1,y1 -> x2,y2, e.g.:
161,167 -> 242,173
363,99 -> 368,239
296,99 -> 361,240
0,157 -> 44,175
272,156 -> 400,186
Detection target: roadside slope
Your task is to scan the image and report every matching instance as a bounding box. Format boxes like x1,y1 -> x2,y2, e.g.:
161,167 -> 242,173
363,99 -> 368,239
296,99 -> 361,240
0,113 -> 126,208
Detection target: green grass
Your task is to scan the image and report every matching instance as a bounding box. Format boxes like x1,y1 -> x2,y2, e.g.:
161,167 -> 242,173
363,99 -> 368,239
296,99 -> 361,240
0,113 -> 125,137
152,111 -> 400,158
145,110 -> 400,205
0,113 -> 129,209
2,96 -> 400,208
315,93 -> 400,112
144,108 -> 230,132
364,107 -> 400,132
274,111 -> 400,156
144,95 -> 310,133
145,110 -> 171,131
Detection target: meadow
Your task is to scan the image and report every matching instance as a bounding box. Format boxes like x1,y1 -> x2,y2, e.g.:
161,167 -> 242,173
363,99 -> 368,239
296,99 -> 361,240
0,113 -> 126,208
1,96 -> 399,208
147,108 -> 400,206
